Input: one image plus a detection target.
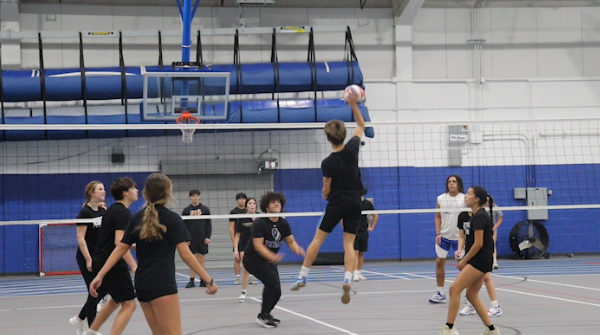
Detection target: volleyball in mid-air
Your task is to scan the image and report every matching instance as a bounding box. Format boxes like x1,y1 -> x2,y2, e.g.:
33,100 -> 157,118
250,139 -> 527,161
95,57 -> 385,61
343,84 -> 365,103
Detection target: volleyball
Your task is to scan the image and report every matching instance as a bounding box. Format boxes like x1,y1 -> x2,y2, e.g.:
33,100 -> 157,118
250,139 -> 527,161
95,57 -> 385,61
344,84 -> 365,103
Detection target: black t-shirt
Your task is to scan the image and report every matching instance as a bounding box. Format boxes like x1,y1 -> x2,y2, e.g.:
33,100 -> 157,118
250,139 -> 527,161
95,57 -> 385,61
358,199 -> 375,233
321,136 -> 366,203
94,202 -> 131,263
457,211 -> 471,230
182,204 -> 212,240
229,207 -> 246,227
244,217 -> 292,261
76,205 -> 106,257
236,216 -> 255,248
463,208 -> 494,263
122,205 -> 191,291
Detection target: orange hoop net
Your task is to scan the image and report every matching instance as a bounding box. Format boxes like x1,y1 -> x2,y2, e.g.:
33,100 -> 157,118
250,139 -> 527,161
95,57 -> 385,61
175,112 -> 200,143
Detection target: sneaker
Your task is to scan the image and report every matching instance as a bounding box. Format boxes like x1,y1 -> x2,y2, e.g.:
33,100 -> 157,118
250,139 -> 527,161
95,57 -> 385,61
249,275 -> 259,285
429,291 -> 447,303
481,327 -> 501,335
488,306 -> 502,317
493,260 -> 499,270
96,294 -> 111,313
199,280 -> 207,288
233,276 -> 242,285
238,291 -> 247,303
459,304 -> 476,315
256,313 -> 277,328
290,277 -> 306,291
185,279 -> 195,288
352,274 -> 360,282
358,274 -> 367,281
268,314 -> 281,324
83,330 -> 103,335
439,325 -> 459,335
69,316 -> 88,335
341,279 -> 351,304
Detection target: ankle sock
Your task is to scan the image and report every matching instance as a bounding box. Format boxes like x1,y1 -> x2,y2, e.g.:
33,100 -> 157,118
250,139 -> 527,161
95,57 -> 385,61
488,325 -> 495,331
446,323 -> 454,329
299,266 -> 310,279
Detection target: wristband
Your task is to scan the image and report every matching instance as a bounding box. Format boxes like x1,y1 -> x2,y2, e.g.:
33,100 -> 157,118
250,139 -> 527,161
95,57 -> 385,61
207,278 -> 214,287
436,233 -> 441,236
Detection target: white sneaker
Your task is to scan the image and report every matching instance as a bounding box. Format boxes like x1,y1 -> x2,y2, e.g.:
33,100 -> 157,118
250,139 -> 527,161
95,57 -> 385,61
429,291 -> 447,303
233,276 -> 241,285
69,316 -> 88,335
459,304 -> 476,315
352,273 -> 360,282
238,291 -> 247,303
481,327 -> 501,335
493,260 -> 499,270
249,275 -> 258,285
96,294 -> 111,313
439,325 -> 459,335
488,306 -> 502,317
358,274 -> 367,281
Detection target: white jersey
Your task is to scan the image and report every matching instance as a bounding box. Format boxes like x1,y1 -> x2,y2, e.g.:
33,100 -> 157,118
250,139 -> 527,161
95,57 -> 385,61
437,192 -> 466,241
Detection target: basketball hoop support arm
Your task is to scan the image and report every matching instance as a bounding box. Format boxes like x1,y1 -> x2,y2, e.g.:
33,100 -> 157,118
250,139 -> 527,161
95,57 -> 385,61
176,0 -> 200,109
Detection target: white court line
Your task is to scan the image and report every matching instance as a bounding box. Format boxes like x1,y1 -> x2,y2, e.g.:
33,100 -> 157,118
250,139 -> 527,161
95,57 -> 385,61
0,289 -> 431,313
249,297 -> 359,335
491,274 -> 600,292
400,271 -> 600,308
329,266 -> 412,280
497,287 -> 600,308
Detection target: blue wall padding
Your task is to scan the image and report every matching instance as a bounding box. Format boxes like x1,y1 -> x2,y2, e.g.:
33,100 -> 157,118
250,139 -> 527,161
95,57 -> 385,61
1,62 -> 363,102
1,99 -> 373,141
0,172 -> 151,274
2,165 -> 600,273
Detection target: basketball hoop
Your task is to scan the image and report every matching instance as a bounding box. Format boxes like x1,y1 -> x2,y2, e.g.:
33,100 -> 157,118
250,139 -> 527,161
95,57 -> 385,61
176,112 -> 200,143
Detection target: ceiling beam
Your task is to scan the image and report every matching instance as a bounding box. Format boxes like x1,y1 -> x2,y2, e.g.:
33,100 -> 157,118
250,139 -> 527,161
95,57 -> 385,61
392,0 -> 425,25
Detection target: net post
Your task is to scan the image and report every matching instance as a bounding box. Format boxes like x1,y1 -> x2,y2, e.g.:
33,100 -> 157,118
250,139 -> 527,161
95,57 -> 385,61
39,223 -> 47,277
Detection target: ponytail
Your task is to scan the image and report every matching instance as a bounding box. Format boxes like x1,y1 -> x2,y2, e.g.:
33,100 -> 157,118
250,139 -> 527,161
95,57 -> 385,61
487,195 -> 495,226
139,203 -> 167,241
136,173 -> 174,241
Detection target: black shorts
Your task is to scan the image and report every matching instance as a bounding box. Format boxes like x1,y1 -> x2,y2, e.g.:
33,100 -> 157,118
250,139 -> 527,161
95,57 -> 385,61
467,257 -> 493,274
354,232 -> 369,252
318,198 -> 362,234
94,260 -> 136,303
136,288 -> 178,303
238,235 -> 250,252
189,239 -> 208,255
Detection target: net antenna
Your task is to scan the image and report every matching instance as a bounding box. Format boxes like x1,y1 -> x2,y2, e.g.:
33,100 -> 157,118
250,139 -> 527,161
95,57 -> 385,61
176,111 -> 200,143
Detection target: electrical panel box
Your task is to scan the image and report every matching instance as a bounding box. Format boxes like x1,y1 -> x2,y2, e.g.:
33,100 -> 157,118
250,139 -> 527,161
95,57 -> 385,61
514,187 -> 550,220
448,125 -> 469,145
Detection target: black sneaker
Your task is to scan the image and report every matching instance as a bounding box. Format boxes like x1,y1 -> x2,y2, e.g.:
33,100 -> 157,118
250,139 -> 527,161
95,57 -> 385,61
199,280 -> 207,287
268,314 -> 280,324
256,313 -> 277,328
185,279 -> 195,288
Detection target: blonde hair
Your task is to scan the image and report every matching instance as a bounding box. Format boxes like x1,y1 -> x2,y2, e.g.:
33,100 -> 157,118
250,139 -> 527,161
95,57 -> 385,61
83,181 -> 103,208
138,173 -> 174,241
324,120 -> 346,146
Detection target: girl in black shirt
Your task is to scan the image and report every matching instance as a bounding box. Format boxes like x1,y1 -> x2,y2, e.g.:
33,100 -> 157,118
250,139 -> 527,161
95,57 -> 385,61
70,181 -> 106,334
440,186 -> 500,335
234,197 -> 258,302
243,192 -> 305,328
90,173 -> 218,335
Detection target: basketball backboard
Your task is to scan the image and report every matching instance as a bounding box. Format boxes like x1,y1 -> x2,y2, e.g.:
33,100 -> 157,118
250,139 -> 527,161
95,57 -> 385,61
141,71 -> 230,121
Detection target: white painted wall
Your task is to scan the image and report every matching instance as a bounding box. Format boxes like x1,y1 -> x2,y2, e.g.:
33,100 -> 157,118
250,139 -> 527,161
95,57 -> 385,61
4,4 -> 600,174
